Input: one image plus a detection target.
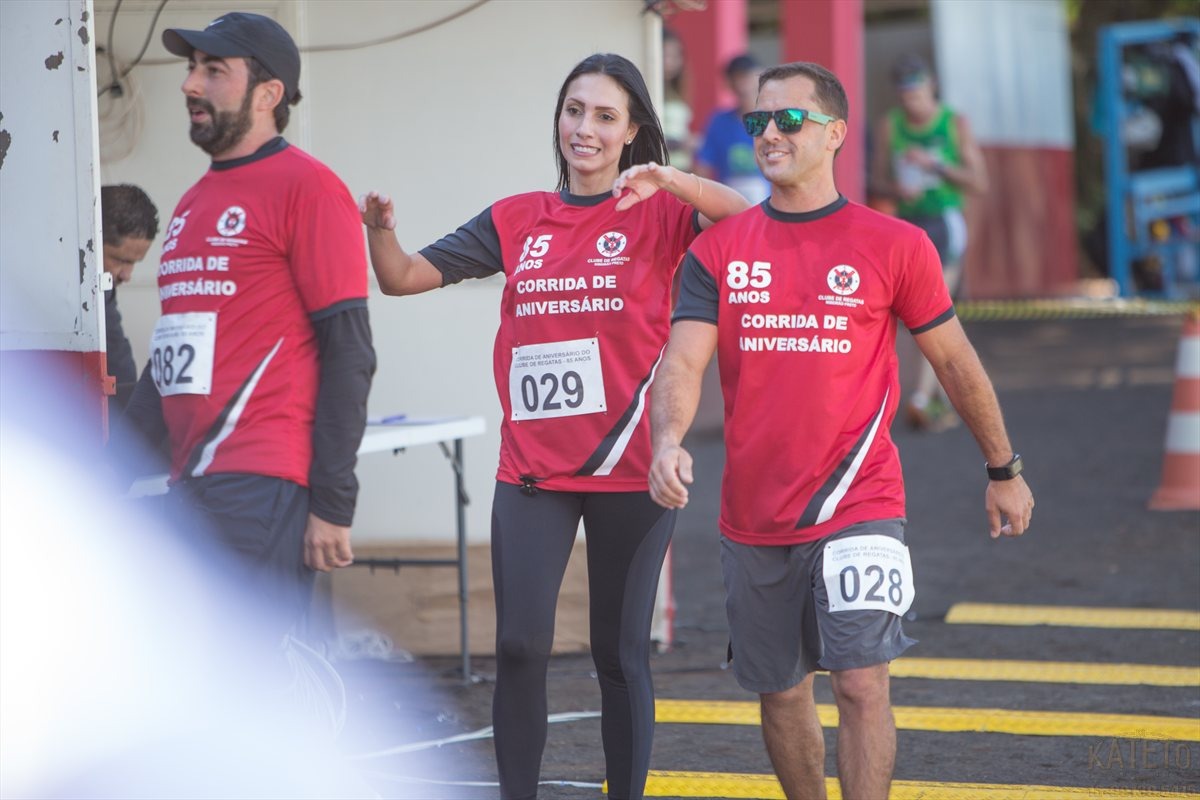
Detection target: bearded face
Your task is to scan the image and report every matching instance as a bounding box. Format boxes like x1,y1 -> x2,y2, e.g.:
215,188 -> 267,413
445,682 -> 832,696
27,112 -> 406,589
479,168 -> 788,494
187,86 -> 254,156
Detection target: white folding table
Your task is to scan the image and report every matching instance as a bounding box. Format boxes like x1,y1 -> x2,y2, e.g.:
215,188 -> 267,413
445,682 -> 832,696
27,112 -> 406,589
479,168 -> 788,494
354,416 -> 486,683
129,415 -> 488,683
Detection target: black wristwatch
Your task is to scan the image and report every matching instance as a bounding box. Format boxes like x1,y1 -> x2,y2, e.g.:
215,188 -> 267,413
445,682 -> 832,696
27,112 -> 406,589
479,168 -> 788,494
986,453 -> 1023,481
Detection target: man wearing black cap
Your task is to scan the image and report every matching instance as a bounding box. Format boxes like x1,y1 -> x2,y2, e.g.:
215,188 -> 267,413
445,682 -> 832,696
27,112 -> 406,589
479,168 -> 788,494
870,53 -> 988,433
121,12 -> 376,639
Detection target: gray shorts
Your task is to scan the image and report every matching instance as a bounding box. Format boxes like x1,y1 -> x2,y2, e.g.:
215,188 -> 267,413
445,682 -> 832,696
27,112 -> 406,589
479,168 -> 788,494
720,518 -> 917,694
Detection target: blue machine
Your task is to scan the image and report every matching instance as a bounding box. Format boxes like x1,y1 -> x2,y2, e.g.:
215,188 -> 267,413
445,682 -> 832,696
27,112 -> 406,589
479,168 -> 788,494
1098,18 -> 1200,297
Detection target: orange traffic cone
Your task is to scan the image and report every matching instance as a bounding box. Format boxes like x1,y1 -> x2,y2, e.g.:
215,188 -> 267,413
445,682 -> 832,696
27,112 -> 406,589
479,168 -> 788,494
1149,313 -> 1200,510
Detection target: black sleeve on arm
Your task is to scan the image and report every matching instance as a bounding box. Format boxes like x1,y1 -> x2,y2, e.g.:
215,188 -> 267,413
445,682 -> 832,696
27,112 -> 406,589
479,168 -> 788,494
108,362 -> 170,485
309,300 -> 376,526
418,206 -> 505,285
672,252 -> 721,324
105,289 -> 138,408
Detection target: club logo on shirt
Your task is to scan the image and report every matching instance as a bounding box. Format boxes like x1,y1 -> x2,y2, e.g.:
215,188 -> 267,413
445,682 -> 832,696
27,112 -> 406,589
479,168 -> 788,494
827,264 -> 860,296
596,231 -> 627,258
207,206 -> 250,248
161,210 -> 190,255
216,206 -> 247,237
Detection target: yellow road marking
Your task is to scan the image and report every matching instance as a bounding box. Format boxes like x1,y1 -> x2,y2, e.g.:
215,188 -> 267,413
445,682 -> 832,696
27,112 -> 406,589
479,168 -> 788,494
643,771 -> 1200,799
889,658 -> 1200,687
654,700 -> 1200,741
945,603 -> 1200,631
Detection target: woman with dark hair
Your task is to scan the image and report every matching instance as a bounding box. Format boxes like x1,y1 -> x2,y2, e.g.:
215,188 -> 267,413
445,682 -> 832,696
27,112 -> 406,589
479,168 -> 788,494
361,52 -> 747,800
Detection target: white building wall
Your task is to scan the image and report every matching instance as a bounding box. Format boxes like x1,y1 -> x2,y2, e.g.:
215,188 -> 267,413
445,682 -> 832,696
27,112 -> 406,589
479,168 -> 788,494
93,0 -> 656,544
931,0 -> 1074,148
0,0 -> 104,353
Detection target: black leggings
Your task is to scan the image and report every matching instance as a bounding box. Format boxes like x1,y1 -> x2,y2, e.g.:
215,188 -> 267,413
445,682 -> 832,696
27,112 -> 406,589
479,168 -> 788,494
490,482 -> 676,800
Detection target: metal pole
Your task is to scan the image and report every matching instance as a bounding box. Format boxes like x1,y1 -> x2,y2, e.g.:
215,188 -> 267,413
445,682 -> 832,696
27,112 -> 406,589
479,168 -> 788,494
1098,26 -> 1131,297
455,437 -> 470,684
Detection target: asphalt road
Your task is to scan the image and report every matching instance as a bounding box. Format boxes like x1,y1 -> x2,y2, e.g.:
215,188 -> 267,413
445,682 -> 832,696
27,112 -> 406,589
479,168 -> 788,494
337,313 -> 1200,799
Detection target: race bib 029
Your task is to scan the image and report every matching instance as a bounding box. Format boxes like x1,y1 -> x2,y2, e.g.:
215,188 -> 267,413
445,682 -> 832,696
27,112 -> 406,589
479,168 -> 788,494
509,337 -> 606,421
148,312 -> 216,396
822,534 -> 915,617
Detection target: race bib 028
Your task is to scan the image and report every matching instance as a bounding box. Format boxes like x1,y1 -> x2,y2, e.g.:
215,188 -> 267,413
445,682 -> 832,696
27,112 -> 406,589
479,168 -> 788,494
148,312 -> 216,396
822,534 -> 915,617
509,337 -> 607,421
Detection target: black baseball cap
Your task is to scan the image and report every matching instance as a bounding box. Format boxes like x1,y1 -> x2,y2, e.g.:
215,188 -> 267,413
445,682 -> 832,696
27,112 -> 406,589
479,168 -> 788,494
725,54 -> 761,78
891,53 -> 931,90
163,12 -> 301,101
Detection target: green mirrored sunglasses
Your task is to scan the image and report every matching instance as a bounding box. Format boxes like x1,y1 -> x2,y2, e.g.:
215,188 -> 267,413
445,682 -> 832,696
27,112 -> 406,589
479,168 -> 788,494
742,108 -> 836,137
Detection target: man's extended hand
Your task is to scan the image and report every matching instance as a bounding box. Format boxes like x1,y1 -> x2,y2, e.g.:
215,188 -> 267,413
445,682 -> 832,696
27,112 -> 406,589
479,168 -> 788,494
304,512 -> 354,571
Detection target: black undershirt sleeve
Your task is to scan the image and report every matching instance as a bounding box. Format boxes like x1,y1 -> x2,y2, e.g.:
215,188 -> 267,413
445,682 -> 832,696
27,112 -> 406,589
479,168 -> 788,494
105,288 -> 138,410
308,301 -> 376,526
418,206 -> 505,285
672,252 -> 720,325
109,362 -> 170,485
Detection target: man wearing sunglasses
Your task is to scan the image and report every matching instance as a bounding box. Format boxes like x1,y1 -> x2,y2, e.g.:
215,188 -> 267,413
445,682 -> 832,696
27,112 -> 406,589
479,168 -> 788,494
649,61 -> 1033,800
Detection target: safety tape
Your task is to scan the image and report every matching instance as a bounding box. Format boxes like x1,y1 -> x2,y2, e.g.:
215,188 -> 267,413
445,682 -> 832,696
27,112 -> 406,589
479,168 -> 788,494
956,298 -> 1200,321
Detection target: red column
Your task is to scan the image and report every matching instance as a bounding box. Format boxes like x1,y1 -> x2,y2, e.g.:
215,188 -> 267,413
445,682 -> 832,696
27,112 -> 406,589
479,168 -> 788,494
666,1 -> 749,135
780,0 -> 865,202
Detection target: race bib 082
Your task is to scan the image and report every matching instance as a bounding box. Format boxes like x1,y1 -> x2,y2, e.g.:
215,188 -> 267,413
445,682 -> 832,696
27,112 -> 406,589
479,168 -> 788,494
822,534 -> 915,617
148,312 -> 216,396
509,338 -> 606,421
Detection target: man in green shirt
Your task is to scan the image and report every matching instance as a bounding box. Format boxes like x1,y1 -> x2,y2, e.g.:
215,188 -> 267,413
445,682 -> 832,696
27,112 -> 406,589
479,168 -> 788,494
870,54 -> 989,432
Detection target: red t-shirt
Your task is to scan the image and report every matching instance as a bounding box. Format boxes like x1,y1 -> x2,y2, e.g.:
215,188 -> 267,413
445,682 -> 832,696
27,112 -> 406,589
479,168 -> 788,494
675,197 -> 953,544
152,140 -> 368,485
422,189 -> 699,491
